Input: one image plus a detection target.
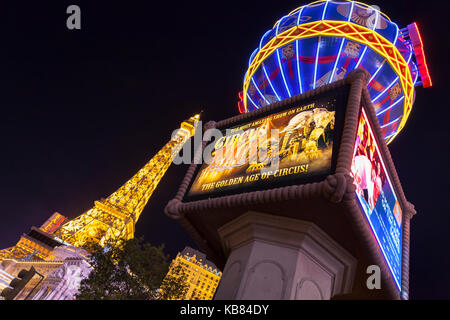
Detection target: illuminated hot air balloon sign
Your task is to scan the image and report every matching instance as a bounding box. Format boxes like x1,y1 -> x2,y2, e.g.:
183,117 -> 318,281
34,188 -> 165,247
239,0 -> 432,143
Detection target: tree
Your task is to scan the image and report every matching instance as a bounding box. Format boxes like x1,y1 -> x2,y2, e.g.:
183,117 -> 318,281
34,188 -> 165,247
157,264 -> 189,300
75,237 -> 188,300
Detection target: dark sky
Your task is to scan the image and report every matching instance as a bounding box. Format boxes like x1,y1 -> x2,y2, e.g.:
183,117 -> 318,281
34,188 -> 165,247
0,0 -> 447,299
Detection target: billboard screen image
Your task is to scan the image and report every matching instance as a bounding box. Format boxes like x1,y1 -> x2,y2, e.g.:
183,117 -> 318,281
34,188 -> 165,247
351,108 -> 403,290
186,89 -> 348,200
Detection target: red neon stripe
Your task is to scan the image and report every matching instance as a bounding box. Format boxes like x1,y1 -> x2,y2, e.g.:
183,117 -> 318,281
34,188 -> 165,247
408,22 -> 432,88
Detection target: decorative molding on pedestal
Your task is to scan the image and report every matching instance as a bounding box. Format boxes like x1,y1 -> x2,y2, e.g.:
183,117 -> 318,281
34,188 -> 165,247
215,211 -> 356,300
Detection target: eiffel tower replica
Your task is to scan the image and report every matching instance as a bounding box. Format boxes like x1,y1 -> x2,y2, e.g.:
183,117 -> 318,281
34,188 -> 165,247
0,114 -> 200,261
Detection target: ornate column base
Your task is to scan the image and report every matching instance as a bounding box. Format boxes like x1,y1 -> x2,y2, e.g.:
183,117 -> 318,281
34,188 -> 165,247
214,211 -> 357,300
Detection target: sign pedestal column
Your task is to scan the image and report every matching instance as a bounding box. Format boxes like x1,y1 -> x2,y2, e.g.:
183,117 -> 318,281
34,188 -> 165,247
214,211 -> 357,300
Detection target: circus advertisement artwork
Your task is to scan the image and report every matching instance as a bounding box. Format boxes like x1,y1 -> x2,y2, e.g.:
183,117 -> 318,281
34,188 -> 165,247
186,90 -> 348,200
351,108 -> 402,290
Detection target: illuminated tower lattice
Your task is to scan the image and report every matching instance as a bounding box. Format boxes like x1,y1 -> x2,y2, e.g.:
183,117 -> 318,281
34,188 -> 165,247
0,114 -> 200,260
53,114 -> 200,248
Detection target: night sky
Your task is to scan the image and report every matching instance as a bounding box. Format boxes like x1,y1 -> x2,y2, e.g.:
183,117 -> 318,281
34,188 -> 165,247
0,1 -> 447,299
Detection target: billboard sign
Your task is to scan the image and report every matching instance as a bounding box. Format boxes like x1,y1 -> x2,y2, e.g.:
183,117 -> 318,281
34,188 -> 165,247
351,108 -> 402,291
186,87 -> 349,200
40,213 -> 68,235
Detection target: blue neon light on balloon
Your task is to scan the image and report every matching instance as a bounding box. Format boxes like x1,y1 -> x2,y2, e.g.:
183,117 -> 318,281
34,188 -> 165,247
276,16 -> 293,97
329,1 -> 355,84
377,96 -> 405,116
381,116 -> 402,128
296,6 -> 306,93
243,0 -> 421,144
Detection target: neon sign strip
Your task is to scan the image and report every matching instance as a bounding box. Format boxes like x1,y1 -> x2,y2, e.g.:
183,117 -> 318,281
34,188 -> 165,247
353,108 -> 402,290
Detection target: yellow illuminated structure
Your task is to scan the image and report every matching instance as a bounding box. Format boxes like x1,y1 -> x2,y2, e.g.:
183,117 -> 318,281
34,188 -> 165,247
0,226 -> 66,262
53,114 -> 200,248
165,247 -> 222,300
0,114 -> 200,260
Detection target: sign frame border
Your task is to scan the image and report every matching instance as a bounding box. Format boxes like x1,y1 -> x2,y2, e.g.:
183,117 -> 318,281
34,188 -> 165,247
165,70 -> 415,300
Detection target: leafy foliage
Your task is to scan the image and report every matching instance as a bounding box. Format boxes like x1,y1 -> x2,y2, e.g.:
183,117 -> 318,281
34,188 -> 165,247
75,237 -> 188,300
